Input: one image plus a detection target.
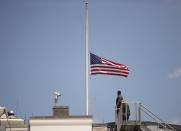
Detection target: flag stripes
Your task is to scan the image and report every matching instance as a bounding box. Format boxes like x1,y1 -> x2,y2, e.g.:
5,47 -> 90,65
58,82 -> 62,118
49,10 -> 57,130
90,53 -> 129,77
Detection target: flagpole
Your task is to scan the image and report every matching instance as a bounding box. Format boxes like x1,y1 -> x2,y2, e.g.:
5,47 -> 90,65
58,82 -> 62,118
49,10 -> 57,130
85,0 -> 89,116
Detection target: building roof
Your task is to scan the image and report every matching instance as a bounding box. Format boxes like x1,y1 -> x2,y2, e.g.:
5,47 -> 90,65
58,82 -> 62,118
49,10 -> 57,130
30,115 -> 92,120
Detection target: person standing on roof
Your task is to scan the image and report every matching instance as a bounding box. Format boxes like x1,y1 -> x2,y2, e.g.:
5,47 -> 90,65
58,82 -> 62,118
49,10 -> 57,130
116,90 -> 123,115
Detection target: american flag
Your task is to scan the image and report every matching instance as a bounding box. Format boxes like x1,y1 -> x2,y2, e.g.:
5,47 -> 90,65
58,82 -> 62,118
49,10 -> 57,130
90,53 -> 129,77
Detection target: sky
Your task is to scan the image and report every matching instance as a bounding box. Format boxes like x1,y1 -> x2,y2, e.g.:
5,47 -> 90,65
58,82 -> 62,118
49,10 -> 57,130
0,0 -> 181,124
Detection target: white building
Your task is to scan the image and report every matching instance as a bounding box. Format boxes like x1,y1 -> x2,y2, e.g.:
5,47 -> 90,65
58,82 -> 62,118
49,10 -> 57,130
29,106 -> 93,131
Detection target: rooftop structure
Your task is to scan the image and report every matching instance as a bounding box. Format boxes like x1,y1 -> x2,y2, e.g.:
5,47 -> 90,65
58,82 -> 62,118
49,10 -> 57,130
29,103 -> 93,131
0,106 -> 28,131
1,95 -> 180,131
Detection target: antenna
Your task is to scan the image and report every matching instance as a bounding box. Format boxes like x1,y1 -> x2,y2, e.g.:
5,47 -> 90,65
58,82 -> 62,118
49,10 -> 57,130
54,92 -> 61,106
24,113 -> 26,124
15,98 -> 19,117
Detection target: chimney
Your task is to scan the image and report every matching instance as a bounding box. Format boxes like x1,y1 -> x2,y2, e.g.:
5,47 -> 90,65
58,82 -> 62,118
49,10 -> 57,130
52,106 -> 69,118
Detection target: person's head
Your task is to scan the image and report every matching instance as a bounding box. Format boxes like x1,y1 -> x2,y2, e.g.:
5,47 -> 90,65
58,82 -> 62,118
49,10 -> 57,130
117,90 -> 121,96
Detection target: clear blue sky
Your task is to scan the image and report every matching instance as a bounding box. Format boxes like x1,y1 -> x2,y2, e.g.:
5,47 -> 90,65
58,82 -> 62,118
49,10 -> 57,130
0,0 -> 181,124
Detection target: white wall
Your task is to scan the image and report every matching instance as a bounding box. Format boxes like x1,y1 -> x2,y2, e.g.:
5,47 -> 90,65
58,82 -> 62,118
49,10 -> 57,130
6,127 -> 28,131
30,117 -> 92,131
0,118 -> 26,131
